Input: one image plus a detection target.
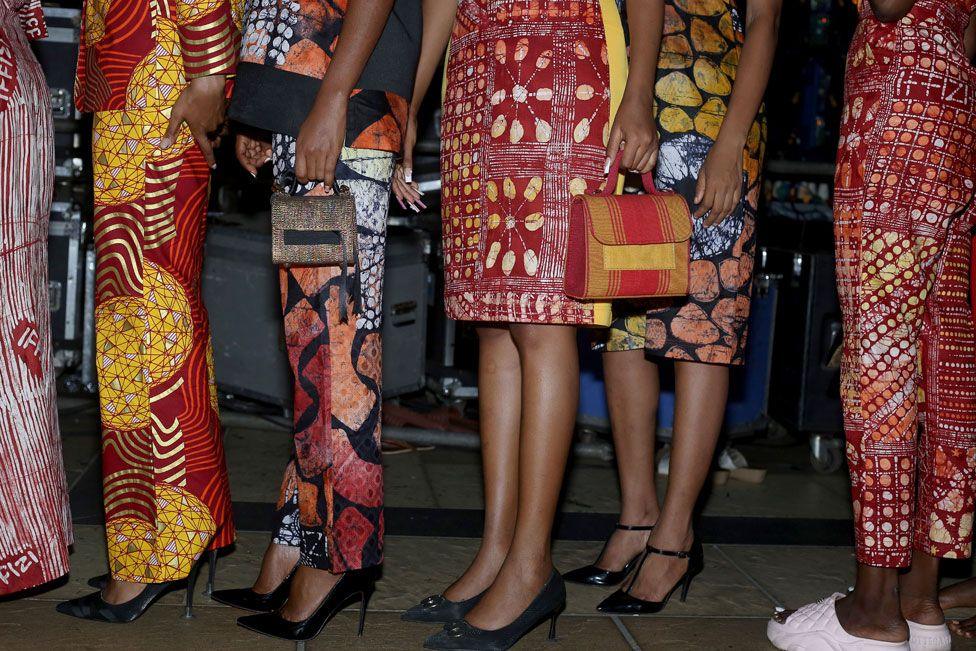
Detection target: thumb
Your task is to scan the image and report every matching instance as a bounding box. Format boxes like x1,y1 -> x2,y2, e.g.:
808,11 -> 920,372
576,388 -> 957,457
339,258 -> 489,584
162,106 -> 182,150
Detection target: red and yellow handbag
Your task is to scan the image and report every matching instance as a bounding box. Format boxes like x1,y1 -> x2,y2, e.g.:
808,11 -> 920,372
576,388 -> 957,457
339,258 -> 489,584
565,154 -> 692,300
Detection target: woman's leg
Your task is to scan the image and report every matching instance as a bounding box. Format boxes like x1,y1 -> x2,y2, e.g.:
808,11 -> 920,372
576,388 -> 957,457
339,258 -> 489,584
623,360 -> 726,600
464,323 -> 578,629
598,347 -> 660,570
443,325 -> 521,600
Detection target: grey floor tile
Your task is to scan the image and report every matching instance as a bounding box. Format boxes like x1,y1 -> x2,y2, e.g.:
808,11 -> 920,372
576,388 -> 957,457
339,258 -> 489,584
716,545 -> 856,608
382,452 -> 438,509
699,472 -> 852,520
223,426 -> 293,504
621,615 -> 774,650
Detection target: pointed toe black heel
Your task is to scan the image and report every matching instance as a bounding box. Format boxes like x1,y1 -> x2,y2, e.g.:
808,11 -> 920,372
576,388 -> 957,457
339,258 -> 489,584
402,590 -> 486,623
211,566 -> 297,613
563,522 -> 655,586
87,548 -> 220,596
56,552 -> 211,623
423,570 -> 566,650
597,534 -> 704,615
236,567 -> 377,643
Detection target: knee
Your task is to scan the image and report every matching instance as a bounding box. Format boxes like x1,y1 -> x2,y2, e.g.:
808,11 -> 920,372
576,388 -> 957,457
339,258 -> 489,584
509,323 -> 576,355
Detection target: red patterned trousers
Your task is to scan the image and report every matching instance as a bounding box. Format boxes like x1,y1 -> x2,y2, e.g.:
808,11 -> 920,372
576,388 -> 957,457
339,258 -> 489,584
836,4 -> 976,568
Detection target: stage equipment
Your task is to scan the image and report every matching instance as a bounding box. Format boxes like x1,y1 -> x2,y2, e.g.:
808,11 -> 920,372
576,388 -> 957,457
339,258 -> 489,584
202,219 -> 430,406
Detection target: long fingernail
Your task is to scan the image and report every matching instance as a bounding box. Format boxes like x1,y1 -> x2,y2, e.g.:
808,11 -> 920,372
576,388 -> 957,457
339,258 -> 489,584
416,187 -> 425,196
404,169 -> 413,183
417,200 -> 427,209
161,138 -> 172,149
397,197 -> 406,209
211,164 -> 217,170
409,203 -> 420,213
250,170 -> 257,178
604,158 -> 611,174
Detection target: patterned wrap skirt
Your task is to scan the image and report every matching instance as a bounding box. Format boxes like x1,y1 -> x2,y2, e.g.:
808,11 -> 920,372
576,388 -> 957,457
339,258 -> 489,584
441,0 -> 627,326
606,0 -> 767,365
0,7 -> 72,596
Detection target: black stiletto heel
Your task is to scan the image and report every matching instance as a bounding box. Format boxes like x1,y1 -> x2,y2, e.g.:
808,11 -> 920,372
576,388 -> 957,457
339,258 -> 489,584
211,562 -> 298,613
203,548 -> 218,597
236,568 -> 378,642
183,554 -> 205,619
56,554 -> 212,623
597,534 -> 704,615
423,570 -> 566,650
563,522 -> 655,586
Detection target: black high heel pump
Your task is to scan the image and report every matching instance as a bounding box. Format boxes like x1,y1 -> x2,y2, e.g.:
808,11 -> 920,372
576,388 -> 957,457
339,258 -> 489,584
596,534 -> 704,615
56,551 -> 212,623
236,568 -> 377,643
211,566 -> 297,613
563,522 -> 655,586
423,570 -> 566,650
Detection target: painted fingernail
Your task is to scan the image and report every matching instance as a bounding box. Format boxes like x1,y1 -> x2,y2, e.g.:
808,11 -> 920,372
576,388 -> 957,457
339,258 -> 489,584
604,158 -> 611,174
250,171 -> 257,178
404,169 -> 413,183
417,200 -> 427,209
409,203 -> 420,213
396,197 -> 406,209
416,187 -> 425,196
161,138 -> 172,149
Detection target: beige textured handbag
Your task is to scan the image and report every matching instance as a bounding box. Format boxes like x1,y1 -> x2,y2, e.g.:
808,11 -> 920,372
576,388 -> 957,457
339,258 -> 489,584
270,183 -> 360,321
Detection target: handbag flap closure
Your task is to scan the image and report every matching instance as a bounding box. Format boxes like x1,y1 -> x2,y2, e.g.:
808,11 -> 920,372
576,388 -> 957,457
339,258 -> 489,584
576,193 -> 692,246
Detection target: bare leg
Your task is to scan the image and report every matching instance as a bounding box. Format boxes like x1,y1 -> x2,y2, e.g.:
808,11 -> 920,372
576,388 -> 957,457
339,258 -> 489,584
900,550 -> 943,625
102,579 -> 149,604
464,324 -> 578,630
444,325 -> 521,601
831,566 -> 909,642
252,543 -> 301,594
279,567 -> 342,622
597,349 -> 660,570
940,576 -> 976,638
625,360 -> 725,601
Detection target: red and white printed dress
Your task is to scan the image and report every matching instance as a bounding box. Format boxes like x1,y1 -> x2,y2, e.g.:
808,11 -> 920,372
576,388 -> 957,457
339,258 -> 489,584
441,0 -> 627,325
0,0 -> 72,595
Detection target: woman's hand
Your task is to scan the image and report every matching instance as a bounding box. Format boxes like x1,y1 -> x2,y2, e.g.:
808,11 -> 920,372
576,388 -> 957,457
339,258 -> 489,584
235,131 -> 272,177
392,112 -> 426,212
606,95 -> 659,174
162,75 -> 227,167
295,90 -> 348,186
694,138 -> 744,226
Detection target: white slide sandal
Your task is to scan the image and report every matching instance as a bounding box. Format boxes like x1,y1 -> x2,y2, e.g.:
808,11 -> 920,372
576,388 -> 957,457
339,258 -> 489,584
906,620 -> 951,651
767,593 -> 910,651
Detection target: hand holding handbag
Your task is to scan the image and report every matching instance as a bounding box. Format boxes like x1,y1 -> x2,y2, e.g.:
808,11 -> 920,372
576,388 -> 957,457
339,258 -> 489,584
270,177 -> 360,321
564,153 -> 692,300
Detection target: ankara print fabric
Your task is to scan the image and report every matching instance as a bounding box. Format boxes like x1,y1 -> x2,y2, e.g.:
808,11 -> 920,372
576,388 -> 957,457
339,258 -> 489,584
441,0 -> 626,325
606,0 -> 766,366
75,0 -> 242,112
81,0 -> 239,582
0,4 -> 73,596
270,144 -> 393,572
230,0 -> 420,152
835,0 -> 976,568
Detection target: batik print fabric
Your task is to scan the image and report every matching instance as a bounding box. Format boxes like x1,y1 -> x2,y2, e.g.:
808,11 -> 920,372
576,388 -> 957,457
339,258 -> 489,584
268,145 -> 393,573
441,0 -> 627,325
835,0 -> 976,568
78,0 -> 239,582
607,0 -> 765,365
229,0 -> 420,153
0,0 -> 73,596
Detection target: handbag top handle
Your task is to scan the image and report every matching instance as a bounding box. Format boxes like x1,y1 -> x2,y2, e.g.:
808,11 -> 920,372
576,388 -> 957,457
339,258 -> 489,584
600,151 -> 660,197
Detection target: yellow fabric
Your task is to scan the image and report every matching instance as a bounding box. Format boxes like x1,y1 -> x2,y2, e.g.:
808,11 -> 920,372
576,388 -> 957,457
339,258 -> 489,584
588,0 -> 629,327
604,244 -> 677,271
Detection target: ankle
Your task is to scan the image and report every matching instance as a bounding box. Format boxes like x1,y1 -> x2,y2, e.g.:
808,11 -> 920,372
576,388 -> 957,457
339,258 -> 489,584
619,506 -> 659,527
901,594 -> 944,625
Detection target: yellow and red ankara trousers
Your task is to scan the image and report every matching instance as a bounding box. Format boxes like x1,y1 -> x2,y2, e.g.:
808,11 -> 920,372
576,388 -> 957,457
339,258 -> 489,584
835,5 -> 976,568
92,107 -> 234,582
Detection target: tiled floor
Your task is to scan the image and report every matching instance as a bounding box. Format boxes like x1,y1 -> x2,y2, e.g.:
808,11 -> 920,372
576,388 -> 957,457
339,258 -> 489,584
4,399 -> 976,650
